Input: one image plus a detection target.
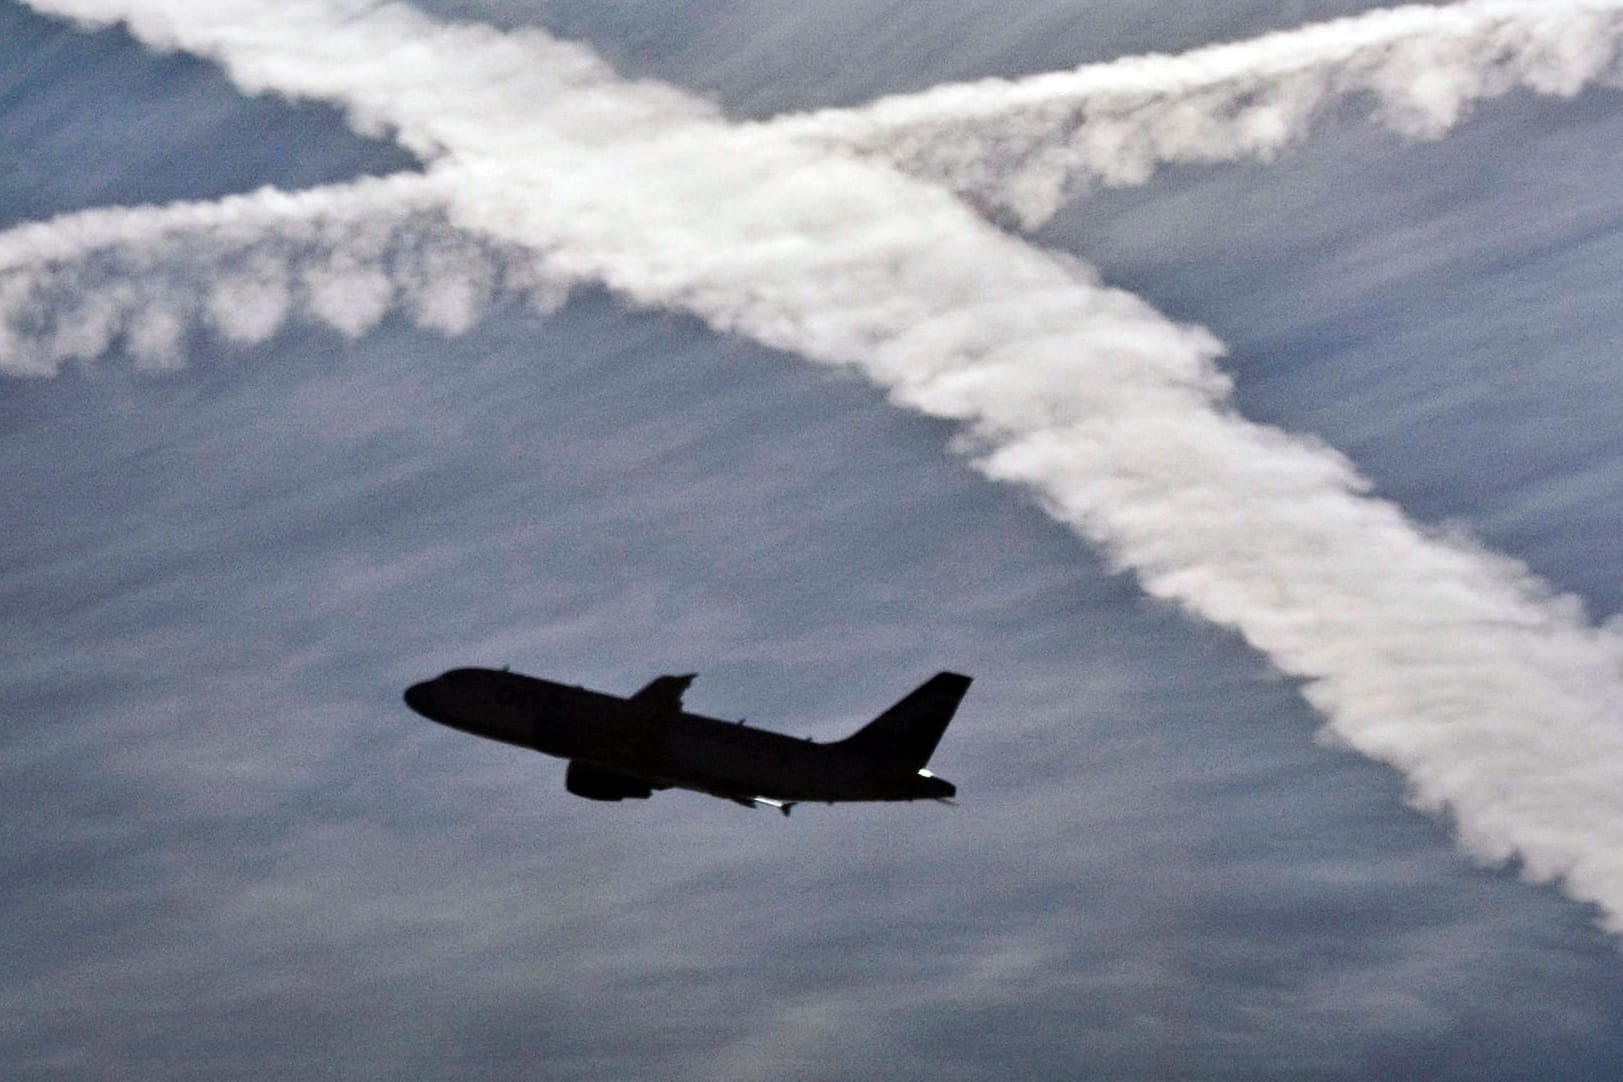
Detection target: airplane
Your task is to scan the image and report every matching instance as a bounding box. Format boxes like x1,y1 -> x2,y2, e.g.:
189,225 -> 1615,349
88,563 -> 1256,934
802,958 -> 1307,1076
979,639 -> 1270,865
402,667 -> 970,815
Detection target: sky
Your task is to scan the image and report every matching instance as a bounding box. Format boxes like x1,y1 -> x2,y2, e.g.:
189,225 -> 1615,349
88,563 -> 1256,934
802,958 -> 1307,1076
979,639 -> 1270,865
4,1 -> 1623,1078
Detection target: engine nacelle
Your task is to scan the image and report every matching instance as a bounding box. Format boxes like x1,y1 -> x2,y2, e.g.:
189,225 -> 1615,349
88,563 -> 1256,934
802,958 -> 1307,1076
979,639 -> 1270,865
565,759 -> 654,802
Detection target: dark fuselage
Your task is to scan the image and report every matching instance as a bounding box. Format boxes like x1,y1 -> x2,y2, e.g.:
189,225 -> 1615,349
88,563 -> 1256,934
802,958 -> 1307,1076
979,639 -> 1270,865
403,667 -> 958,806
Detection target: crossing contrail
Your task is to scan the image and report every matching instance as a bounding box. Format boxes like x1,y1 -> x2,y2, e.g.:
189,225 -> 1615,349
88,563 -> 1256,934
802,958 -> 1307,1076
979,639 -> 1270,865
0,172 -> 485,371
773,0 -> 1623,227
10,0 -> 1623,933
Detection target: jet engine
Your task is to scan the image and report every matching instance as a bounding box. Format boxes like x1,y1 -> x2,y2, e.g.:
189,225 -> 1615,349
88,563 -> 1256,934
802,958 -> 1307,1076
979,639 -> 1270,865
564,760 -> 654,801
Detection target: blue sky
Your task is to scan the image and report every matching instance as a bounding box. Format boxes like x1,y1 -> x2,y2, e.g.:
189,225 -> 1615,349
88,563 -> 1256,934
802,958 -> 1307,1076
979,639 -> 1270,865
5,2 -> 1623,1078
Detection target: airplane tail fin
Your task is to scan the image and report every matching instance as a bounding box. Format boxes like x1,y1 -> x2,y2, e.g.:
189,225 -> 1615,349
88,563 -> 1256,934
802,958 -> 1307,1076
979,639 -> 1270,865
835,672 -> 971,767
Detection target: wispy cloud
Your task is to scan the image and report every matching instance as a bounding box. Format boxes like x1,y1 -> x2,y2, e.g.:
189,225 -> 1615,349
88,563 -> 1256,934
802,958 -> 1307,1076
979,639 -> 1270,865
9,0 -> 1623,938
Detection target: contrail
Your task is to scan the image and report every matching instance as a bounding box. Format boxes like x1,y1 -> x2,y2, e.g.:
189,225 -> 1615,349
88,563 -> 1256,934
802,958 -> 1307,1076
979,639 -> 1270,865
773,0 -> 1623,227
11,1 -> 1623,371
0,169 -> 582,375
12,0 -> 1623,933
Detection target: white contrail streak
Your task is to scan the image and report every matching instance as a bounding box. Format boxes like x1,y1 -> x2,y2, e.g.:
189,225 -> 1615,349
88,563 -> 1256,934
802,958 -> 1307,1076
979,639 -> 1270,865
0,169 -> 579,374
12,0 -> 1623,931
773,0 -> 1623,227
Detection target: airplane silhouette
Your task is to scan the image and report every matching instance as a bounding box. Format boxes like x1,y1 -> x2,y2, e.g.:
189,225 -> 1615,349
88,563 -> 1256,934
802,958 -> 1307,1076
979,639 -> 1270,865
404,668 -> 969,815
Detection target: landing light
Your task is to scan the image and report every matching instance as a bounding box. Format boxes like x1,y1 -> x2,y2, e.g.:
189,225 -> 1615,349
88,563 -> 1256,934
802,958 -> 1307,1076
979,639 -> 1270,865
917,768 -> 934,778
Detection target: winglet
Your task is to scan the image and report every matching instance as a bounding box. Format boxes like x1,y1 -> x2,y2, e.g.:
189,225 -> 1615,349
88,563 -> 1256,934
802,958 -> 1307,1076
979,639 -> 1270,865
630,673 -> 697,712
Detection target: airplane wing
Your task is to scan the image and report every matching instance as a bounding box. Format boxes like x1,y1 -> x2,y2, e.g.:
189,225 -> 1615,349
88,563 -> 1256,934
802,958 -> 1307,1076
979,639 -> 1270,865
629,673 -> 697,712
725,794 -> 796,817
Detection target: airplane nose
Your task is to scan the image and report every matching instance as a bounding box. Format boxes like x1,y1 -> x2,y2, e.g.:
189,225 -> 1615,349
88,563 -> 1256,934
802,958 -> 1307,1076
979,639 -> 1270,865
403,681 -> 433,716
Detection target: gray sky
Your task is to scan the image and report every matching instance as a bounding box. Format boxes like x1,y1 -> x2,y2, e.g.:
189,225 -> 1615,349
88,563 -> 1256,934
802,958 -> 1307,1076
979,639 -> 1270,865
5,2 -> 1623,1078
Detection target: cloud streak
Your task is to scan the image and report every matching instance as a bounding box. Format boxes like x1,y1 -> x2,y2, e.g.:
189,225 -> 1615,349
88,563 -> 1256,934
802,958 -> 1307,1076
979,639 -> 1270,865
0,169 -> 586,374
775,0 -> 1623,227
11,0 -> 1623,934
